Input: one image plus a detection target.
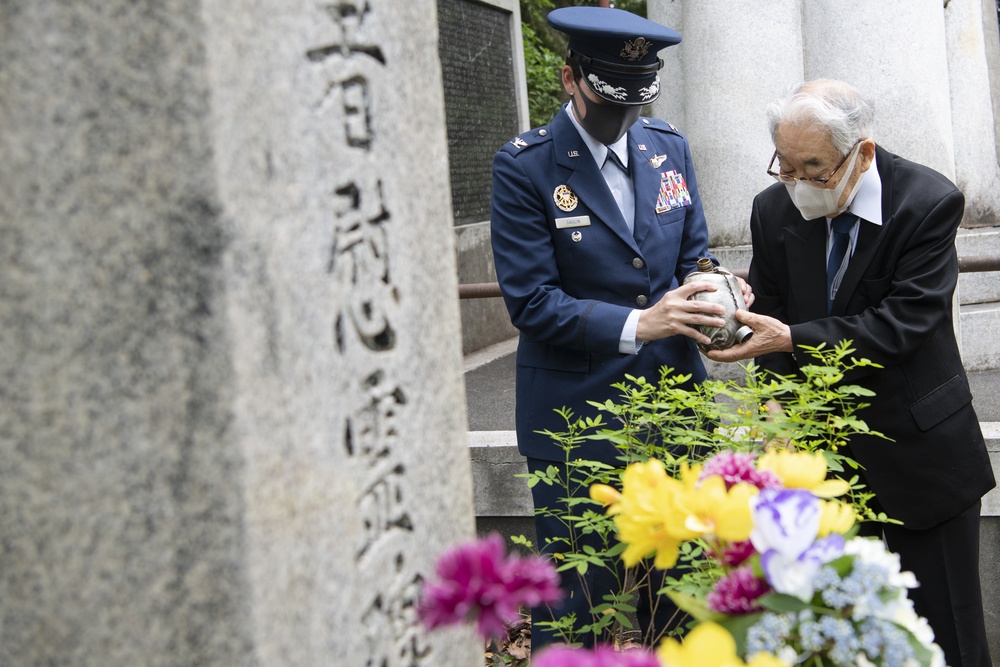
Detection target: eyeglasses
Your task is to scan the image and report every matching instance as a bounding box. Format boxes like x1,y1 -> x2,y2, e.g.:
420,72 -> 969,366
767,139 -> 863,185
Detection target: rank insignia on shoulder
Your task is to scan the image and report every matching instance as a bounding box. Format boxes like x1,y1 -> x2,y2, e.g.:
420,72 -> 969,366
649,154 -> 666,169
553,184 -> 578,212
511,137 -> 528,149
668,123 -> 679,132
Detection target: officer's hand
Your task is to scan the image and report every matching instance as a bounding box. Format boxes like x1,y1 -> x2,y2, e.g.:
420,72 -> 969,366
736,277 -> 755,309
636,282 -> 726,345
703,310 -> 793,362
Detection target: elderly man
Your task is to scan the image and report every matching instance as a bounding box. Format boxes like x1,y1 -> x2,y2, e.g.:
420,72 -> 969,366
709,79 -> 995,667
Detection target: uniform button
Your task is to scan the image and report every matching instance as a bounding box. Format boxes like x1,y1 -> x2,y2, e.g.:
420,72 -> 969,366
538,129 -> 548,136
632,257 -> 644,269
636,295 -> 648,307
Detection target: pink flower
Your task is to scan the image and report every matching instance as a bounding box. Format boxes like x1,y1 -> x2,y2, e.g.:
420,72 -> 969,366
417,534 -> 562,639
700,451 -> 782,490
533,644 -> 661,667
715,539 -> 757,567
706,565 -> 771,614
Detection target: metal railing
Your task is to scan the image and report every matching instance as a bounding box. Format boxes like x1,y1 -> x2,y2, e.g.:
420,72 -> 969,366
459,255 -> 1000,300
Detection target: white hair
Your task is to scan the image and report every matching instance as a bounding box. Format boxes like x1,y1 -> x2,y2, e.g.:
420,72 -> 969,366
766,79 -> 875,154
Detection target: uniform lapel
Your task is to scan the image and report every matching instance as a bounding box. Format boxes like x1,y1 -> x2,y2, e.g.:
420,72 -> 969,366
552,110 -> 638,250
629,128 -> 658,246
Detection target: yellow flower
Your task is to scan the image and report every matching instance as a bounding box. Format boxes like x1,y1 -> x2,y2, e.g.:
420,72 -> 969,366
746,652 -> 791,667
610,459 -> 697,569
657,622 -> 746,667
818,498 -> 856,536
757,450 -> 850,498
589,483 -> 621,508
679,465 -> 758,543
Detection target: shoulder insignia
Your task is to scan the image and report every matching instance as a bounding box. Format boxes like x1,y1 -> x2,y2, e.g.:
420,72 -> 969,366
501,126 -> 552,155
640,117 -> 683,135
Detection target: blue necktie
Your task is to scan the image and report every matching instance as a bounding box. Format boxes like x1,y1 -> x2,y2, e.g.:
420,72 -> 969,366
827,213 -> 858,313
605,148 -> 629,175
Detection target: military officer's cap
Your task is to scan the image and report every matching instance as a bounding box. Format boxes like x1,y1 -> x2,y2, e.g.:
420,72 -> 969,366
547,7 -> 681,106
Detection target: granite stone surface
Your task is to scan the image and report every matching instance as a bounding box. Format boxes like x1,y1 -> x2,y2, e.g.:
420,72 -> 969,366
0,1 -> 479,665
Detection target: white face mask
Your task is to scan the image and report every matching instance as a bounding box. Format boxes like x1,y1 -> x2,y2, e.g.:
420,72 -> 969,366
783,144 -> 864,220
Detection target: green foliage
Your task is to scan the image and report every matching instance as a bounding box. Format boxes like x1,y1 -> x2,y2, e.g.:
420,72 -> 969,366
521,19 -> 565,128
516,341 -> 894,648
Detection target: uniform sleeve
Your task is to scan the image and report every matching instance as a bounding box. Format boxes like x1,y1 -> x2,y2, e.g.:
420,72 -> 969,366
490,149 -> 632,353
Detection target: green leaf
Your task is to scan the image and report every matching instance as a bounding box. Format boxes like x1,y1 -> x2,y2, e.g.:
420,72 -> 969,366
665,590 -> 725,623
716,611 -> 764,657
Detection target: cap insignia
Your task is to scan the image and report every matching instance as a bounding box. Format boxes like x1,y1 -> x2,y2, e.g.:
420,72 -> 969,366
553,185 -> 579,212
639,78 -> 660,101
586,73 -> 627,102
621,37 -> 651,62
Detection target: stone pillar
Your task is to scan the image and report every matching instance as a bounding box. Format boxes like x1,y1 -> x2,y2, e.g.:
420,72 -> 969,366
802,0 -> 956,180
0,1 -> 479,665
945,0 -> 1000,228
650,0 -> 803,247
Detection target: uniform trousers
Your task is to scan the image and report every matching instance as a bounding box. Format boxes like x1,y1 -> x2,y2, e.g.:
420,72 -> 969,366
526,458 -> 682,650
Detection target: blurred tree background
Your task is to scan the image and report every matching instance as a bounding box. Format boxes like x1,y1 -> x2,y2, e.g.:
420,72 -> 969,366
520,0 -> 648,127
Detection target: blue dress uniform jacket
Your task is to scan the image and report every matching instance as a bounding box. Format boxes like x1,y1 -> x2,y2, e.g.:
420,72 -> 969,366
491,107 -> 712,464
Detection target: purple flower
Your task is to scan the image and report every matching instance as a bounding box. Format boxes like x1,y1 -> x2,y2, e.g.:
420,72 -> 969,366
533,644 -> 660,667
417,534 -> 562,639
706,565 -> 771,614
758,533 -> 845,601
750,489 -> 846,600
700,451 -> 782,490
750,488 -> 821,559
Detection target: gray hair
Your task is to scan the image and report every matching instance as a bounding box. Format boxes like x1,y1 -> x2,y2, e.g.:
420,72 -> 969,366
766,79 -> 875,154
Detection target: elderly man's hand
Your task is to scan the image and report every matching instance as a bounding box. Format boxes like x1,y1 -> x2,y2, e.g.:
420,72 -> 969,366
703,309 -> 793,362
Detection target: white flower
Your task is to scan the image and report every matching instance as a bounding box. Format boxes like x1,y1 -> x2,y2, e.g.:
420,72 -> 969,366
843,537 -> 917,589
856,653 -> 877,667
776,646 -> 798,666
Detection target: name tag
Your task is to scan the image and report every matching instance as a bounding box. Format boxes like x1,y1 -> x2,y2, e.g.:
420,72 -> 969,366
555,215 -> 591,229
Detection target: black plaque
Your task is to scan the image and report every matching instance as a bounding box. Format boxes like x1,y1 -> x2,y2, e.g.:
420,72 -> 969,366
437,0 -> 521,226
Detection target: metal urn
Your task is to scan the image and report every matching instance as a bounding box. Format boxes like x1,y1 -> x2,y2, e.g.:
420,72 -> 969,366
683,258 -> 754,352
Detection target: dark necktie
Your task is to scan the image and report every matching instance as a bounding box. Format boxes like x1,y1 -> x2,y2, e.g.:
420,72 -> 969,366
827,213 -> 858,313
604,149 -> 629,175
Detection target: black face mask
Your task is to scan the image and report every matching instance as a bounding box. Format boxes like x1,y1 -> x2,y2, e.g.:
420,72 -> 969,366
574,91 -> 641,146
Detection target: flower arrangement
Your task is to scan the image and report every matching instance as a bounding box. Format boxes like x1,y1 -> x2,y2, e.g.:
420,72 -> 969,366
418,344 -> 943,666
589,449 -> 946,667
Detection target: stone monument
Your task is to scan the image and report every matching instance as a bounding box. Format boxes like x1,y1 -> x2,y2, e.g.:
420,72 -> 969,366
0,1 -> 480,665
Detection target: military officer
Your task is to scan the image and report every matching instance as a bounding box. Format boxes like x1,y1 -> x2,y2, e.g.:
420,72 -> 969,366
490,6 -> 751,650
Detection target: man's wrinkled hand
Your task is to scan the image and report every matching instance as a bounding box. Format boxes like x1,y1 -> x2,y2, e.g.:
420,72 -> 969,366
703,309 -> 793,362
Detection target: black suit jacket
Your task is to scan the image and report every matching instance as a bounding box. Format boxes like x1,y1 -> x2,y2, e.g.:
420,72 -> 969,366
749,144 -> 995,529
